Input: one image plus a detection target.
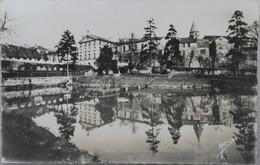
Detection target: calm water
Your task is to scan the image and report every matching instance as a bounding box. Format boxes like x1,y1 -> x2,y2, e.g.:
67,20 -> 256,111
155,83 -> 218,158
2,86 -> 257,164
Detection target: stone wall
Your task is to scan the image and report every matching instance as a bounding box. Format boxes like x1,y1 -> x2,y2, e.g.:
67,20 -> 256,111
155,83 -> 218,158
2,76 -> 72,86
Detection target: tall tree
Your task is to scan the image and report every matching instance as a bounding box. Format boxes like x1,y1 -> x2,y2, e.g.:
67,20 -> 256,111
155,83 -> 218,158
226,10 -> 249,77
96,45 -> 114,75
209,40 -> 217,75
56,30 -> 78,76
141,18 -> 159,67
128,33 -> 136,70
161,24 -> 182,68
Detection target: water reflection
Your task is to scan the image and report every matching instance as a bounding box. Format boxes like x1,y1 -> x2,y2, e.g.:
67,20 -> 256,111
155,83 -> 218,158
1,86 -> 257,164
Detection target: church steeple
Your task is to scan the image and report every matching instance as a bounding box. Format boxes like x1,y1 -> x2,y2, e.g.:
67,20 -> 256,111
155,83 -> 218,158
189,20 -> 200,39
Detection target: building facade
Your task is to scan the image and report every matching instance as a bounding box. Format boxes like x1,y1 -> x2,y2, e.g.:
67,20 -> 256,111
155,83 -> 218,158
179,21 -> 210,68
78,33 -> 115,66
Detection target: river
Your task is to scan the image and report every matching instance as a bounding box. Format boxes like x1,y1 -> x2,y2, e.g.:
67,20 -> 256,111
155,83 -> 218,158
1,85 -> 257,164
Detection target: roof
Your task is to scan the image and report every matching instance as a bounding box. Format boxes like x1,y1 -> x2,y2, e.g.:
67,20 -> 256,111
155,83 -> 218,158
203,35 -> 226,40
36,45 -> 49,51
190,20 -> 199,32
116,36 -> 163,45
179,37 -> 196,43
179,37 -> 209,43
79,33 -> 114,44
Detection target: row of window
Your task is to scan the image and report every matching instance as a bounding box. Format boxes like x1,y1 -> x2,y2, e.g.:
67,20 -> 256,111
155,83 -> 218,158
79,53 -> 97,60
182,49 -> 206,55
80,41 -> 114,48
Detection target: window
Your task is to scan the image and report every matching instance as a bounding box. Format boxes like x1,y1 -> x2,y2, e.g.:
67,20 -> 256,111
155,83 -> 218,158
94,53 -> 96,59
200,49 -> 206,55
200,42 -> 205,47
123,46 -> 126,52
88,42 -> 90,46
188,43 -> 190,47
89,54 -> 91,59
99,41 -> 101,44
183,51 -> 185,55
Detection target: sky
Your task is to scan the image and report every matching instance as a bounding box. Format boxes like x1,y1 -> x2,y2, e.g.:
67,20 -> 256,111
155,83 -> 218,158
0,0 -> 259,49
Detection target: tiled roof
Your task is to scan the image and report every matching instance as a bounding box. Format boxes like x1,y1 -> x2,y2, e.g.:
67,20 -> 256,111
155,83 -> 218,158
79,33 -> 114,44
179,37 -> 209,44
116,36 -> 163,45
203,35 -> 226,40
179,37 -> 196,43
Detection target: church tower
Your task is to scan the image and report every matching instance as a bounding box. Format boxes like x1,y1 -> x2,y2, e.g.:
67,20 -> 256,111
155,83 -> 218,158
189,20 -> 200,39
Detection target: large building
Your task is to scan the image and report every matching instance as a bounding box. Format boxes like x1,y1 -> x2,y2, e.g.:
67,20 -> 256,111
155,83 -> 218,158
179,21 -> 210,68
78,32 -> 115,66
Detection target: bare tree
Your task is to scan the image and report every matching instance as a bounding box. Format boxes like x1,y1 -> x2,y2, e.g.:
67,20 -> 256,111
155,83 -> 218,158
0,11 -> 16,38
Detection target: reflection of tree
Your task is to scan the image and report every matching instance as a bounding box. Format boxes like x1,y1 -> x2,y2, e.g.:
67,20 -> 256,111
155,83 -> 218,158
142,93 -> 163,154
95,97 -> 116,123
232,95 -> 256,163
54,105 -> 78,141
212,94 -> 220,124
162,96 -> 185,144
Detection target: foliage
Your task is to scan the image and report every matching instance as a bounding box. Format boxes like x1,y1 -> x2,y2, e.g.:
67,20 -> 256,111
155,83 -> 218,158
54,105 -> 78,140
56,30 -> 78,72
96,45 -> 115,75
140,18 -> 159,66
247,21 -> 258,48
209,40 -> 217,75
141,93 -> 163,154
188,48 -> 196,68
232,95 -> 256,163
160,24 -> 183,68
226,10 -> 249,77
162,96 -> 185,144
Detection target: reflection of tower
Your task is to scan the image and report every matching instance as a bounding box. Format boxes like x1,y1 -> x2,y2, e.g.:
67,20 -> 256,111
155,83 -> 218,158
193,123 -> 203,144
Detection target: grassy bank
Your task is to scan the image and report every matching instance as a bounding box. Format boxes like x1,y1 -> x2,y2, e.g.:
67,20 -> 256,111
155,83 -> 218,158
2,112 -> 98,163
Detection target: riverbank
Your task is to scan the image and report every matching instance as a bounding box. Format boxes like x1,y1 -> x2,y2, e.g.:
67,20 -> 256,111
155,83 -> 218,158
2,112 -> 99,163
75,74 -> 257,92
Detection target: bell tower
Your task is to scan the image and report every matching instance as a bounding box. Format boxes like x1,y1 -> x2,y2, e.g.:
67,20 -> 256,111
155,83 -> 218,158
189,20 -> 200,39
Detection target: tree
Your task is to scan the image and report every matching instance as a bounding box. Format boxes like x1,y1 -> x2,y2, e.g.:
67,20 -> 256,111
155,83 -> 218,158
209,40 -> 217,75
96,45 -> 114,75
188,47 -> 196,68
226,10 -> 249,77
141,93 -> 163,154
128,33 -> 136,70
232,95 -> 256,163
0,11 -> 16,73
160,24 -> 182,68
0,11 -> 16,37
247,21 -> 258,48
54,104 -> 78,141
141,18 -> 159,67
56,30 -> 78,76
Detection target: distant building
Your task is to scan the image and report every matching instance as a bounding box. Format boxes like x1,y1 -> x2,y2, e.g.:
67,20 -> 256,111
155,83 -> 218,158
115,37 -> 164,66
179,21 -> 210,68
78,32 -> 115,66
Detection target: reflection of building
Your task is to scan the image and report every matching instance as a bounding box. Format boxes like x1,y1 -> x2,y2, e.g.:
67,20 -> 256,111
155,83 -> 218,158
77,99 -> 104,134
117,97 -> 145,124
